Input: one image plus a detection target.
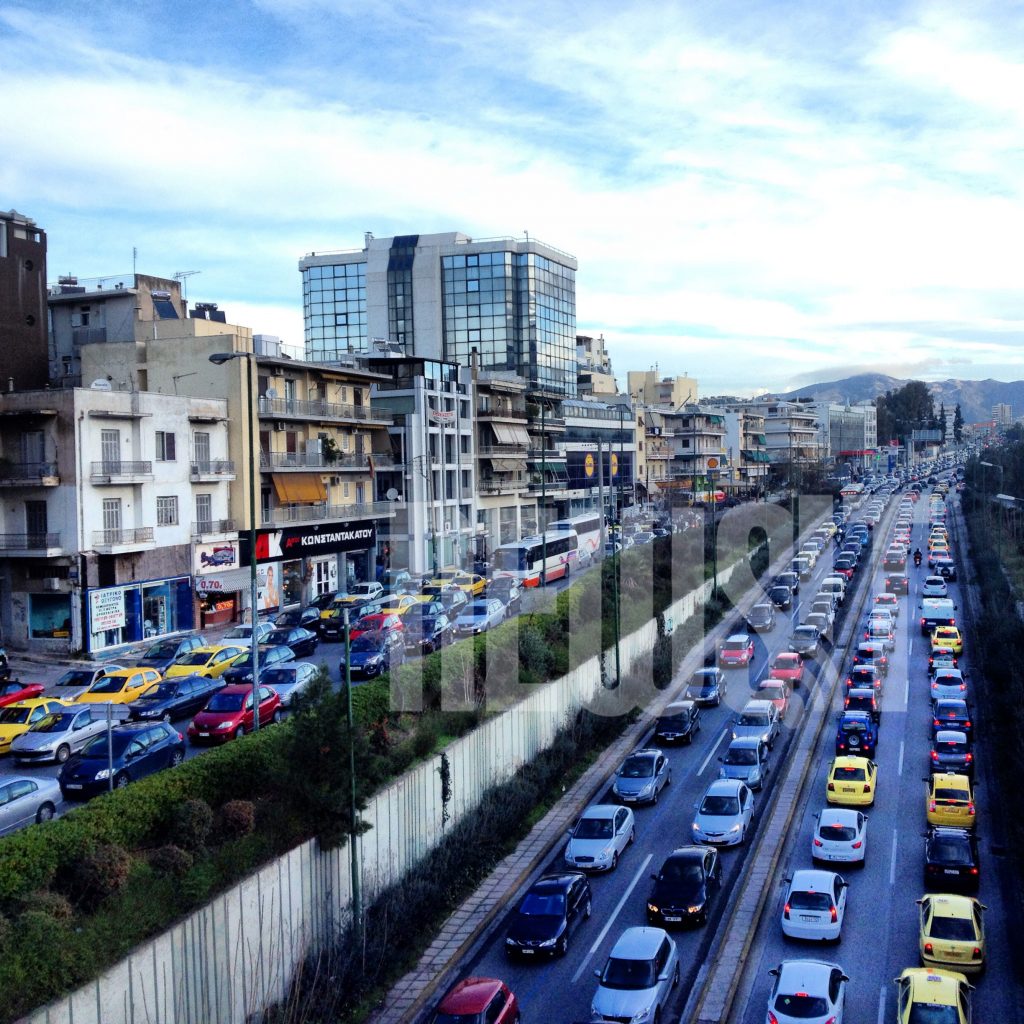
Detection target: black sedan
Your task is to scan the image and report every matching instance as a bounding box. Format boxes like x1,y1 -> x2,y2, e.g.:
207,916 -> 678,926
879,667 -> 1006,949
923,826 -> 979,892
346,631 -> 405,679
766,586 -> 792,611
885,573 -> 909,595
932,699 -> 973,743
505,872 -> 592,958
221,644 -> 295,686
133,634 -> 205,673
685,668 -> 726,707
647,846 -> 721,927
265,627 -> 319,658
273,607 -> 322,629
126,674 -> 225,723
403,614 -> 455,655
59,722 -> 185,800
654,700 -> 701,744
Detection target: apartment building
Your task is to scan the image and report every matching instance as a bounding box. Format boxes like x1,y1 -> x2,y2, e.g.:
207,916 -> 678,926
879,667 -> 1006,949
0,210 -> 48,390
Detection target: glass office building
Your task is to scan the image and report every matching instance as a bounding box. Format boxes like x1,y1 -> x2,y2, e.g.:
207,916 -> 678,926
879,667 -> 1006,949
299,232 -> 578,397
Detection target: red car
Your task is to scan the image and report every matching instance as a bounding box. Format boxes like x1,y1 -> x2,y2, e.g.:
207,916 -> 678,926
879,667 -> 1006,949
350,612 -> 404,641
719,633 -> 755,667
431,977 -> 519,1024
186,684 -> 281,744
769,652 -> 803,687
0,680 -> 45,708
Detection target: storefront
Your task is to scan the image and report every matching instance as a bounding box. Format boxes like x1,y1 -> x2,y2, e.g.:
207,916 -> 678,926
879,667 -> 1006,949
194,540 -> 245,629
86,576 -> 194,654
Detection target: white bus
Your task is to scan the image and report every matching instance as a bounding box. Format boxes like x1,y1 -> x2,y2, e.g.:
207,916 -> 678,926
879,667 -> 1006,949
492,531 -> 579,587
549,512 -> 603,563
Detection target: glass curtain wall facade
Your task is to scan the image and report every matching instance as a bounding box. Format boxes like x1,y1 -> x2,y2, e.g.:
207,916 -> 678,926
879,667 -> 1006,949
303,262 -> 367,360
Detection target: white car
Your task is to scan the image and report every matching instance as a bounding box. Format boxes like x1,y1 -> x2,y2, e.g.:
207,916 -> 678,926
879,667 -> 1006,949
692,778 -> 753,847
767,959 -> 848,1024
454,598 -> 506,635
873,592 -> 900,617
781,870 -> 848,942
921,576 -> 949,598
811,808 -> 867,866
564,804 -> 635,872
591,927 -> 679,1024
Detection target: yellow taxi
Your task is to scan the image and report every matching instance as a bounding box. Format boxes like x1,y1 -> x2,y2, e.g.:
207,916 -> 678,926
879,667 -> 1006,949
75,667 -> 162,704
450,572 -> 488,596
164,644 -> 248,679
826,756 -> 877,807
894,968 -> 972,1024
425,567 -> 463,588
931,627 -> 963,656
926,773 -> 976,829
378,595 -> 422,616
0,698 -> 70,753
917,895 -> 985,975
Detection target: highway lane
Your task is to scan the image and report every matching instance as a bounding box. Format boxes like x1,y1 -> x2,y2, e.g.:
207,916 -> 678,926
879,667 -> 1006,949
735,484 -> 1019,1024
455,506 -> 870,1024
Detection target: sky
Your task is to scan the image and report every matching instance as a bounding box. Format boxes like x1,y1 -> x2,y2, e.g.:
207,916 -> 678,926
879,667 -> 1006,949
3,0 -> 1024,397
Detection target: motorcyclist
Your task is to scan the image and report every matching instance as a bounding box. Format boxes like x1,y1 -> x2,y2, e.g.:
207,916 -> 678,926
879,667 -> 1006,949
913,548 -> 922,567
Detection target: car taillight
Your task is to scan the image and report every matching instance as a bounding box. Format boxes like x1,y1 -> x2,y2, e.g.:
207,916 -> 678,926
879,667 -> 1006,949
929,801 -> 936,812
972,947 -> 981,957
827,782 -> 835,791
959,684 -> 966,691
924,942 -> 933,954
967,803 -> 975,815
933,719 -> 941,728
838,743 -> 846,750
177,733 -> 183,741
830,906 -> 838,922
783,903 -> 791,919
813,837 -> 823,847
970,867 -> 978,875
930,751 -> 938,761
852,840 -> 862,849
965,721 -> 971,728
864,784 -> 871,793
965,753 -> 973,762
768,1013 -> 779,1024
921,618 -> 926,625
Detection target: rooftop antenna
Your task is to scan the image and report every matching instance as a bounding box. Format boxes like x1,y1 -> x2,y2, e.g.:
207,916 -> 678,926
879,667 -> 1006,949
132,246 -> 137,277
173,270 -> 200,304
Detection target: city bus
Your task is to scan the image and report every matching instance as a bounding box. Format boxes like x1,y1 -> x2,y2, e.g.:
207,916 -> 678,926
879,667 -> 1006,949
492,531 -> 579,587
549,512 -> 603,563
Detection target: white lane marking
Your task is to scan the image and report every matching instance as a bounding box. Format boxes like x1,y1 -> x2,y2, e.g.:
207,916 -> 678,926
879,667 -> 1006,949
898,740 -> 905,777
877,985 -> 887,1024
903,672 -> 910,710
572,852 -> 653,984
889,829 -> 898,886
698,728 -> 730,776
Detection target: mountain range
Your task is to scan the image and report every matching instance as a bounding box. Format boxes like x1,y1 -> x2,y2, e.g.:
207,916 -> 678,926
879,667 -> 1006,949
776,373 -> 1024,425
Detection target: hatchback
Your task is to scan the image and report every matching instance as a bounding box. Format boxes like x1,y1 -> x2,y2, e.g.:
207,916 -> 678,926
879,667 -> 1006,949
590,927 -> 679,1024
691,778 -> 753,846
259,662 -> 320,707
918,894 -> 985,975
718,737 -> 770,791
685,667 -> 727,706
51,665 -> 125,701
843,688 -> 880,722
264,626 -> 319,658
0,698 -> 71,754
504,872 -> 591,958
187,684 -> 282,744
430,978 -> 519,1024
164,645 -> 247,679
564,804 -> 635,872
931,700 -> 972,743
0,776 -> 62,835
221,645 -> 295,686
781,870 -> 847,942
134,634 -> 205,672
10,706 -> 108,765
767,960 -> 848,1024
346,631 -> 406,679
930,730 -> 973,778
719,633 -> 755,667
455,599 -> 506,636
612,748 -> 671,805
74,668 -> 162,705
811,808 -> 867,867
732,700 -> 780,749
654,700 -> 701,744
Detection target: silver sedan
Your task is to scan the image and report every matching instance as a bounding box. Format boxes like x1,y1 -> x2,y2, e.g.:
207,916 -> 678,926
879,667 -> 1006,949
0,776 -> 62,835
10,706 -> 110,765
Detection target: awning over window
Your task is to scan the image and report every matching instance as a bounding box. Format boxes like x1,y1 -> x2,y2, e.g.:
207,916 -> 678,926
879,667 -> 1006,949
491,423 -> 531,446
272,473 -> 327,503
538,462 -> 568,478
489,458 -> 527,472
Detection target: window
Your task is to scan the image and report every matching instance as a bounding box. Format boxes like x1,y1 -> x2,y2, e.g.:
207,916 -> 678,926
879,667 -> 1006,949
195,493 -> 212,530
156,496 -> 178,526
25,500 -> 47,542
192,431 -> 210,469
102,498 -> 122,541
155,431 -> 176,461
101,429 -> 121,471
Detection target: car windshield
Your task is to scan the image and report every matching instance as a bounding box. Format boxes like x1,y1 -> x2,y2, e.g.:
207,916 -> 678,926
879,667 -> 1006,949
574,817 -> 614,839
931,838 -> 971,864
929,916 -> 975,941
738,713 -> 769,727
177,652 -> 215,666
906,1003 -> 960,1024
789,891 -> 832,911
724,748 -> 757,766
204,692 -> 245,713
619,757 -> 655,778
723,640 -> 747,651
0,706 -> 33,724
350,636 -> 384,653
57,670 -> 95,686
261,669 -> 295,685
769,588 -> 789,601
658,859 -> 703,885
820,823 -> 856,841
88,676 -> 129,693
267,631 -> 292,644
834,766 -> 866,781
775,993 -> 828,1018
142,683 -> 180,700
223,626 -> 252,638
468,602 -> 490,615
701,795 -> 739,815
600,956 -> 657,990
32,712 -> 81,733
81,733 -> 134,758
518,892 -> 566,917
143,640 -> 179,658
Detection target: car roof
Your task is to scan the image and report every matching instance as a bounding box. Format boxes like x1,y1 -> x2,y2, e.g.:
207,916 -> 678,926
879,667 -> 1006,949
741,699 -> 774,712
728,736 -> 765,749
831,755 -> 872,769
664,700 -> 697,712
608,926 -> 668,959
934,730 -> 967,742
931,773 -> 971,791
789,868 -> 840,891
840,710 -> 873,723
925,894 -> 976,920
219,684 -> 265,695
580,803 -> 620,819
818,807 -> 860,825
774,652 -> 800,661
705,777 -> 745,795
529,872 -> 581,894
776,959 -> 842,989
900,968 -> 965,1005
438,977 -> 504,1013
725,633 -> 751,642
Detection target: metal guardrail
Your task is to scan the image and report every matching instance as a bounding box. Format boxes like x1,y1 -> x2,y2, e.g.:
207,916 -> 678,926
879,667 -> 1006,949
257,396 -> 393,424
260,500 -> 400,525
259,452 -> 393,471
190,460 -> 235,476
92,527 -> 155,546
90,461 -> 153,479
0,532 -> 60,549
0,461 -> 58,480
191,520 -> 236,537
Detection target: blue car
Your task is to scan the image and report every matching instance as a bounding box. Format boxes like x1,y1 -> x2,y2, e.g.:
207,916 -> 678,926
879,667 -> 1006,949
834,710 -> 878,758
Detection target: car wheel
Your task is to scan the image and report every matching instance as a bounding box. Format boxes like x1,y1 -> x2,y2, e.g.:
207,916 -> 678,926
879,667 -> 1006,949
271,709 -> 282,725
114,772 -> 130,789
234,726 -> 246,740
557,934 -> 568,957
170,750 -> 184,767
652,787 -> 659,806
55,744 -> 71,764
666,768 -> 672,786
584,898 -> 592,919
653,1010 -> 661,1024
36,802 -> 56,823
629,826 -> 636,845
611,852 -> 619,870
673,962 -> 680,986
162,712 -> 172,724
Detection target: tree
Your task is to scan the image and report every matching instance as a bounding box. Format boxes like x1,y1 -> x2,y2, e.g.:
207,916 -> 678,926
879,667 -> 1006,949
875,381 -> 935,447
953,404 -> 964,444
938,403 -> 947,441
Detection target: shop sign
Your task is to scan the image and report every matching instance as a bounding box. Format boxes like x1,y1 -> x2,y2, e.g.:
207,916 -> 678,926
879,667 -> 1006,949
89,588 -> 126,631
242,524 -> 377,564
194,541 -> 239,575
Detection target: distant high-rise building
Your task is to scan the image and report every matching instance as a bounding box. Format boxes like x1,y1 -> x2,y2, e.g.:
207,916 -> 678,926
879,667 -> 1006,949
0,210 -> 48,390
627,370 -> 697,409
299,231 -> 579,396
992,402 -> 1012,425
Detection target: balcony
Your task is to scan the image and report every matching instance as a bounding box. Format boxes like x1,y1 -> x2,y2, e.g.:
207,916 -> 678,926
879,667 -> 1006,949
476,444 -> 529,458
478,476 -> 528,494
0,532 -> 63,556
260,500 -> 400,527
190,460 -> 236,482
646,443 -> 673,460
90,461 -> 153,484
260,451 -> 395,472
257,396 -> 393,425
477,402 -> 528,420
0,461 -> 59,486
91,527 -> 155,552
191,519 -> 237,540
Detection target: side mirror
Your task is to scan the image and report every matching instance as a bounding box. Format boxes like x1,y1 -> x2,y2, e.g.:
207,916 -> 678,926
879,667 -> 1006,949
594,969 -> 602,979
717,756 -> 724,763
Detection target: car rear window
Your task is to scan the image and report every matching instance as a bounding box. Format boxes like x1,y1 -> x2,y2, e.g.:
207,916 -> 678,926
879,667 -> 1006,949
928,916 -> 975,941
789,891 -> 832,911
933,787 -> 968,802
775,993 -> 828,1019
820,823 -> 856,841
834,766 -> 866,781
931,839 -> 971,864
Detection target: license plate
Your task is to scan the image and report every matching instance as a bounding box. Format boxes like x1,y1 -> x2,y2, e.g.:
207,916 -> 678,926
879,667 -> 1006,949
944,869 -> 958,875
800,915 -> 817,922
663,915 -> 681,922
65,783 -> 82,790
198,732 -> 209,738
842,787 -> 855,793
520,949 -> 534,955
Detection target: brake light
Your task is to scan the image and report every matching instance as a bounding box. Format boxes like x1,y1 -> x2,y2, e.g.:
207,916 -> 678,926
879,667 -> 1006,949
852,840 -> 862,848
959,684 -> 966,691
933,719 -> 941,728
813,837 -> 823,847
929,801 -> 936,812
965,721 -> 971,728
924,942 -> 933,954
783,903 -> 791,919
830,906 -> 838,922
768,1013 -> 779,1024
967,803 -> 975,815
921,618 -> 926,625
827,782 -> 835,791
931,751 -> 938,761
864,784 -> 871,793
965,753 -> 973,763
970,867 -> 978,875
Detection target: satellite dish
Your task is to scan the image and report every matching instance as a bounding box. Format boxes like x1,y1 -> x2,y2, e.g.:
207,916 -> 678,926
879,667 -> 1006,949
90,379 -> 113,391
386,488 -> 399,501
265,386 -> 279,400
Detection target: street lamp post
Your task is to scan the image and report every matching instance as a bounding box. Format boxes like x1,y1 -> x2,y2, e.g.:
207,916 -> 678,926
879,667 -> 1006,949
342,606 -> 362,945
979,460 -> 1004,560
209,351 -> 261,731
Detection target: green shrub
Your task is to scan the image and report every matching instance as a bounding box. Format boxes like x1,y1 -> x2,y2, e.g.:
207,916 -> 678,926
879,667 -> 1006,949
350,679 -> 392,727
172,798 -> 214,851
217,800 -> 256,841
150,845 -> 194,878
180,860 -> 219,905
25,890 -> 73,921
65,843 -> 133,912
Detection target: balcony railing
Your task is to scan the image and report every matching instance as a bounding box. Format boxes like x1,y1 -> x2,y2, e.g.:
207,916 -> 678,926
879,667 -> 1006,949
92,527 -> 155,547
259,451 -> 394,471
476,444 -> 529,457
0,461 -> 58,483
191,519 -> 236,538
0,532 -> 60,550
260,500 -> 400,526
257,396 -> 393,424
478,477 -> 528,493
90,461 -> 153,481
190,460 -> 235,478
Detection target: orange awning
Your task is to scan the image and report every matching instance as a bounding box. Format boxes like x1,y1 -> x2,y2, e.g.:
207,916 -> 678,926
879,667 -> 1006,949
271,473 -> 327,503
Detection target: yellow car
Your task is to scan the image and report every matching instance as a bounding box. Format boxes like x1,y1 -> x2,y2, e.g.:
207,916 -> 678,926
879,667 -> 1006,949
425,567 -> 462,588
450,572 -> 488,596
926,773 -> 976,829
917,895 -> 986,975
826,756 -> 877,807
75,667 -> 163,704
931,627 -> 963,656
379,595 -> 422,616
0,698 -> 70,753
894,968 -> 972,1024
164,644 -> 248,679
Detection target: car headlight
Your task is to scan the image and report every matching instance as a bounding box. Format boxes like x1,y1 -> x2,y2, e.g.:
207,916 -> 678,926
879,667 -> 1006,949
94,768 -> 111,780
639,782 -> 654,794
216,721 -> 234,730
367,656 -> 383,666
648,902 -> 659,914
729,823 -> 742,833
538,936 -> 557,947
632,1006 -> 652,1022
505,937 -> 516,945
692,822 -> 701,832
688,903 -> 705,914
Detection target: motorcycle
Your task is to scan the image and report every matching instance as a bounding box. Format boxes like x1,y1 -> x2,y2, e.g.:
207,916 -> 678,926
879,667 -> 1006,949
913,551 -> 922,568
0,646 -> 9,681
